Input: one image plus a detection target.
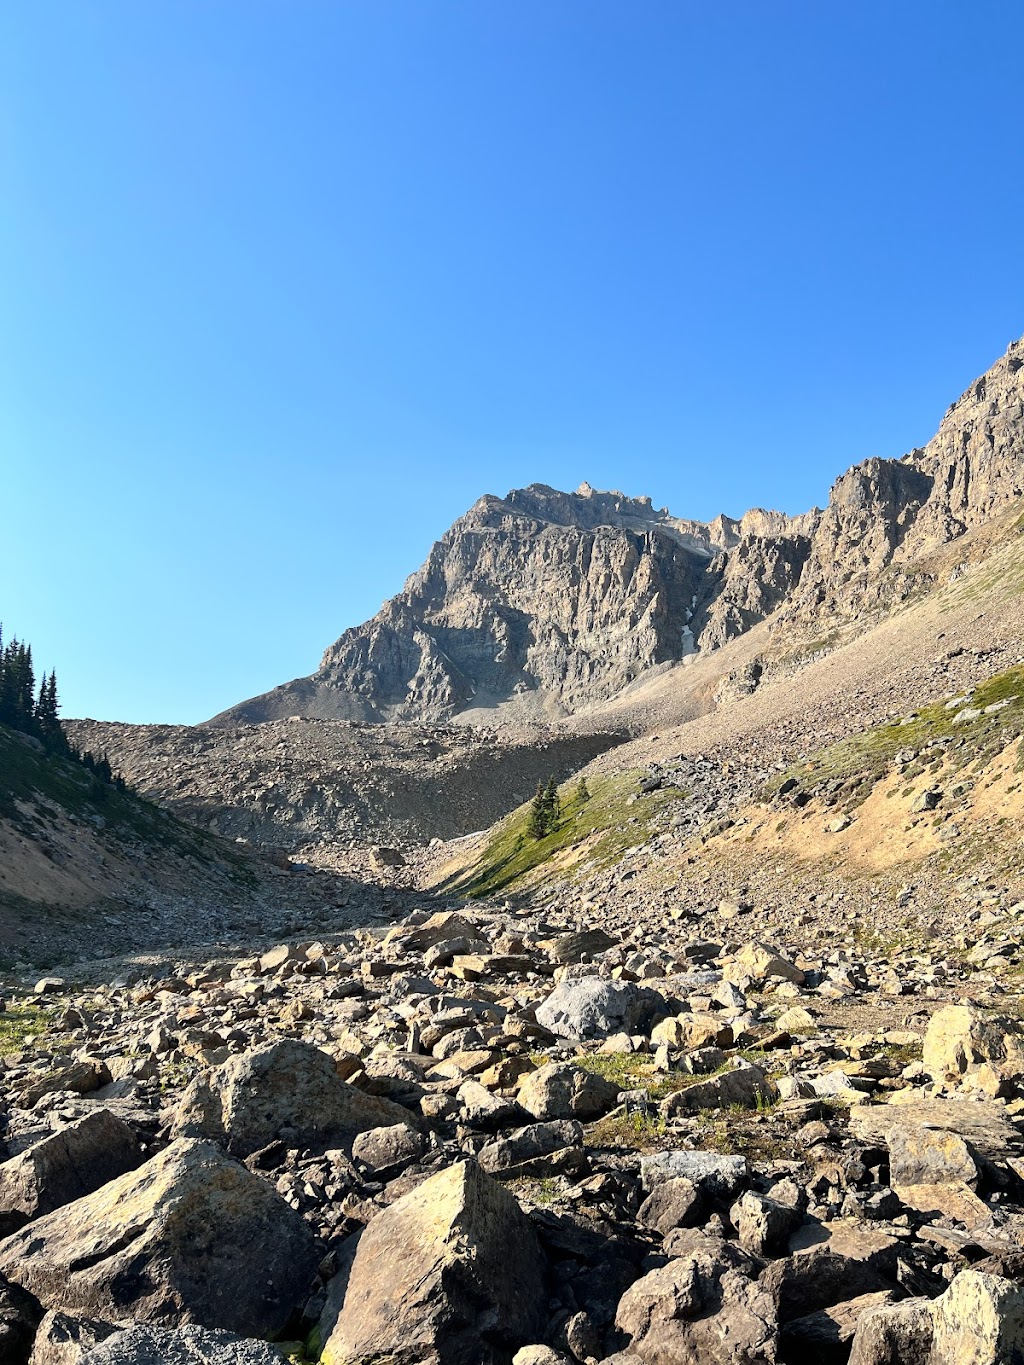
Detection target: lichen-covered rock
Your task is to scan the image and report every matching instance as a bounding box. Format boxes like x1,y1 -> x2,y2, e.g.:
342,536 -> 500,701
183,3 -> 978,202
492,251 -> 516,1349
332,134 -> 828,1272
319,1160 -> 546,1365
0,1139 -> 317,1339
847,1297 -> 934,1365
0,1110 -> 143,1237
170,1039 -> 413,1157
79,1324 -> 287,1364
930,1269 -> 1024,1365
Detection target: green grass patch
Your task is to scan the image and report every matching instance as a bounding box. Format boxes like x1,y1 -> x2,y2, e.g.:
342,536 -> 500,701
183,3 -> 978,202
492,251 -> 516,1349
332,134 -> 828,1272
572,1050 -> 697,1100
587,1110 -> 669,1151
0,1003 -> 51,1056
440,770 -> 688,898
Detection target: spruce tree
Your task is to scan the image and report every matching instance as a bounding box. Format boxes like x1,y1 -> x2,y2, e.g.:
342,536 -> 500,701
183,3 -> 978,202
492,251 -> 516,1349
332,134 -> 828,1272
541,775 -> 560,832
575,775 -> 590,805
526,782 -> 549,840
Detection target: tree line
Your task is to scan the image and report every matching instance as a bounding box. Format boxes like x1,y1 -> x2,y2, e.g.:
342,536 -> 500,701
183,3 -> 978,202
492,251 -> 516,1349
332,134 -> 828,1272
0,626 -> 126,789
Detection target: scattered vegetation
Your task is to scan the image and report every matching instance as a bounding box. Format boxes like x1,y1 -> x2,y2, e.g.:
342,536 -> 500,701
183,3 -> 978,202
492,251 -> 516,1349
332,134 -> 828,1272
0,721 -> 254,878
764,663 -> 1024,811
442,769 -> 688,898
526,776 -> 561,839
0,1002 -> 51,1056
0,624 -> 131,789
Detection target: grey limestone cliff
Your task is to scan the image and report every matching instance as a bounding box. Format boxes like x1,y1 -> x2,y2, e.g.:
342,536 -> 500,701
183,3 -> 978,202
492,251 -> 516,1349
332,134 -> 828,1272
213,337 -> 1024,726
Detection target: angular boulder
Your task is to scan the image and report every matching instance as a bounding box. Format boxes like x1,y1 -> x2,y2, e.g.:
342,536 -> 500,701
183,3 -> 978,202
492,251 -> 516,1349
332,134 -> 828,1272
888,1124 -> 979,1188
849,1269 -> 1024,1364
319,1160 -> 546,1365
930,1269 -> 1024,1364
170,1039 -> 412,1157
478,1120 -> 586,1178
0,1110 -> 143,1237
729,942 -> 805,986
350,1123 -> 425,1175
637,1177 -> 704,1236
0,1139 -> 317,1339
730,1192 -> 800,1258
923,1005 -> 1024,1085
28,1310 -> 116,1365
535,979 -> 666,1039
517,1063 -> 620,1121
848,1298 -> 934,1365
79,1324 -> 288,1363
760,1248 -> 894,1325
614,1237 -> 776,1365
661,1062 -> 777,1115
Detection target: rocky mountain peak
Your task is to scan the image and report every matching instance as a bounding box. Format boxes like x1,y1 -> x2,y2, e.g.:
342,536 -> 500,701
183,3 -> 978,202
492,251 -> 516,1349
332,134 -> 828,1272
211,336 -> 1024,728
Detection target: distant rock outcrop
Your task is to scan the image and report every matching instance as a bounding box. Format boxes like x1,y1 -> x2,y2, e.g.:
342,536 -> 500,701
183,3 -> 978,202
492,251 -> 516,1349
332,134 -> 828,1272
213,337 -> 1024,726
213,485 -> 813,725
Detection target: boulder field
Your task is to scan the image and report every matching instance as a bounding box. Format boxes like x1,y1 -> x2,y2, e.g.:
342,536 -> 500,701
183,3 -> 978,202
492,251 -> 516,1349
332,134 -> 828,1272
4,905 -> 1024,1363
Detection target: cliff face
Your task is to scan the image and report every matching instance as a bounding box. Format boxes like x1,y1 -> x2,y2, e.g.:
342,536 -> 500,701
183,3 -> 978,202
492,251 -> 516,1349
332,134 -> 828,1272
780,336 -> 1024,629
213,337 -> 1024,726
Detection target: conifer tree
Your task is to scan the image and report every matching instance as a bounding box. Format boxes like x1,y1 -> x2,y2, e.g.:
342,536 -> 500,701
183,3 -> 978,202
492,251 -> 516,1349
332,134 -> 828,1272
542,775 -> 560,831
575,775 -> 590,804
526,782 -> 549,840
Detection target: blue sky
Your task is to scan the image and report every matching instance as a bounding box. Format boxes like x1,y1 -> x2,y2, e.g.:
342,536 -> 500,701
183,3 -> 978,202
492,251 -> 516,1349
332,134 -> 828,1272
3,2 -> 1023,724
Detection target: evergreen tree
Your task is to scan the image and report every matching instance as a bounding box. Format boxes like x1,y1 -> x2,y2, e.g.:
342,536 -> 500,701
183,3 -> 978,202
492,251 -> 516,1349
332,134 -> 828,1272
34,670 -> 66,750
526,782 -> 549,840
575,775 -> 590,804
0,636 -> 36,733
542,775 -> 560,831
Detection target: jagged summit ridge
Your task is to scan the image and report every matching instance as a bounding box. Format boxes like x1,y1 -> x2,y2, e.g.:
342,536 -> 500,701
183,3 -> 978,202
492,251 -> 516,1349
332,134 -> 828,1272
211,337 -> 1024,727
213,483 -> 813,725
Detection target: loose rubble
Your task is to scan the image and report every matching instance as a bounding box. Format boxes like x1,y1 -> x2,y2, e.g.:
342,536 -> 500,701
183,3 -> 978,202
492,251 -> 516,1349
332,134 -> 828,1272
1,893 -> 1024,1365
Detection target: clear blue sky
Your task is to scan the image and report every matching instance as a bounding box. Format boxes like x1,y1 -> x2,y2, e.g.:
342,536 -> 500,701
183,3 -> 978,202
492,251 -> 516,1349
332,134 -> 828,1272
3,2 -> 1022,724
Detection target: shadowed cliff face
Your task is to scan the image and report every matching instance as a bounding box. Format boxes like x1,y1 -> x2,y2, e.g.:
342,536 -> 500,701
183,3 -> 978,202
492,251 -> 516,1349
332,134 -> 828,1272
212,337 -> 1024,727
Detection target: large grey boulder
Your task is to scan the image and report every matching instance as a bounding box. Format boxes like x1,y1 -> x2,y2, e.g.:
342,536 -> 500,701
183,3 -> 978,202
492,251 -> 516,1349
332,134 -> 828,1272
0,1110 -> 144,1237
79,1325 -> 286,1363
640,1150 -> 747,1200
0,1139 -> 317,1339
170,1038 -> 413,1157
318,1160 -> 546,1365
517,1062 -> 620,1121
535,979 -> 666,1039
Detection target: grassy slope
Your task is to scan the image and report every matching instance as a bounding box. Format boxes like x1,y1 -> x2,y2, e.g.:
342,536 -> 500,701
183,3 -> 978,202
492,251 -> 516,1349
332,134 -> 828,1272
764,664 -> 1024,810
0,723 -> 254,894
438,770 -> 689,898
436,663 -> 1024,906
